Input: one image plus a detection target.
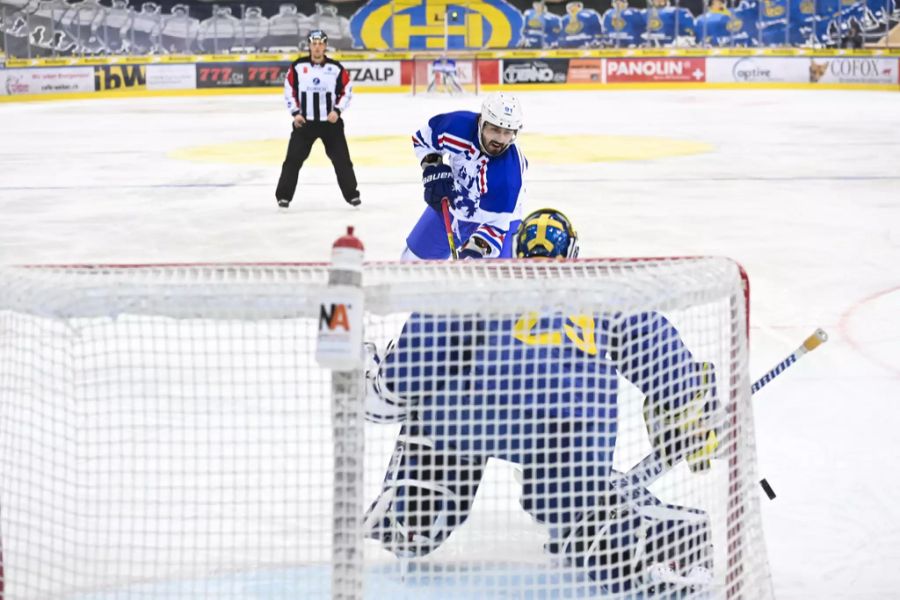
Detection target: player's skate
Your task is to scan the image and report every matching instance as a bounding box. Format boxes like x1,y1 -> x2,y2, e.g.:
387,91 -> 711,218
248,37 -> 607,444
277,198 -> 290,208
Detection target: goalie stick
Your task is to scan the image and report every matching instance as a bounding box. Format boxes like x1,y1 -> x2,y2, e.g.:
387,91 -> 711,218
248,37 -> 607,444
751,328 -> 828,393
616,328 -> 829,493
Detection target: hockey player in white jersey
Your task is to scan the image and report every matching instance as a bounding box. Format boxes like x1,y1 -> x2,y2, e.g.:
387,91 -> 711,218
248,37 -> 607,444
402,92 -> 527,260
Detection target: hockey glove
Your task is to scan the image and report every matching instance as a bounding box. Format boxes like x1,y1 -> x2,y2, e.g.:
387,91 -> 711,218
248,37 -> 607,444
643,362 -> 721,473
458,235 -> 492,260
422,163 -> 453,211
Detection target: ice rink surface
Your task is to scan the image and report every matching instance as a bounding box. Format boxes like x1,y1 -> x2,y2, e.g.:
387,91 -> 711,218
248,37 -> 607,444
1,88 -> 898,599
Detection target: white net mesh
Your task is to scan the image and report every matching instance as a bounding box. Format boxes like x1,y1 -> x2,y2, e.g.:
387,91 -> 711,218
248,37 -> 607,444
411,56 -> 481,96
0,259 -> 772,599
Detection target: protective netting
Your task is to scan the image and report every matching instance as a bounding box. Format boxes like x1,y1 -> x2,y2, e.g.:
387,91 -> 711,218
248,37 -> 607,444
411,56 -> 481,96
0,259 -> 772,599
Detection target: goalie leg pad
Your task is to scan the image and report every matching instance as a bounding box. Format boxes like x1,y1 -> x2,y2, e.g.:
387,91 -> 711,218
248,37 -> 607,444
557,485 -> 713,596
364,340 -> 410,424
364,425 -> 485,558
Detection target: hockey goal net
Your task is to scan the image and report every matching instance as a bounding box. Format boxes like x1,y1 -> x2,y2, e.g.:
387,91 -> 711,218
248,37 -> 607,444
0,258 -> 772,599
411,55 -> 481,96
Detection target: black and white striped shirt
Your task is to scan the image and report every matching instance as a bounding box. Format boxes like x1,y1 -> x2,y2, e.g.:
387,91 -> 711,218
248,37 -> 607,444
283,56 -> 352,122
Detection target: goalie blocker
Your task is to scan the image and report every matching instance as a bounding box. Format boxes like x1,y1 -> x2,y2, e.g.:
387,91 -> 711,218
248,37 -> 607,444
363,208 -> 720,595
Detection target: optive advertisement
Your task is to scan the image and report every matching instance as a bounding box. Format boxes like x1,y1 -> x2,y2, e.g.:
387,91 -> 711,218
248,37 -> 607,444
1,67 -> 94,95
706,56 -> 810,83
502,58 -> 568,84
807,58 -> 898,85
605,58 -> 706,83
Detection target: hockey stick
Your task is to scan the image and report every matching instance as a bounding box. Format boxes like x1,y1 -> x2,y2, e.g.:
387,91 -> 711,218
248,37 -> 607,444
440,197 -> 458,260
751,328 -> 828,393
616,328 -> 829,492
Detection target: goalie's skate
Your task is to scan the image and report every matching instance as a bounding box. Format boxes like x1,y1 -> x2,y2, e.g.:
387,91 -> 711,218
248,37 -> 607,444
364,428 -> 485,559
556,484 -> 713,596
364,485 -> 444,559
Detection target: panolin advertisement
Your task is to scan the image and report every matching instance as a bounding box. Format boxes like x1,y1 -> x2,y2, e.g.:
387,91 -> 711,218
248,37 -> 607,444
707,56 -> 811,84
606,58 -> 706,83
1,67 -> 94,95
807,58 -> 899,85
567,59 -> 603,83
146,64 -> 197,90
196,63 -> 247,88
502,59 -> 568,84
344,60 -> 402,86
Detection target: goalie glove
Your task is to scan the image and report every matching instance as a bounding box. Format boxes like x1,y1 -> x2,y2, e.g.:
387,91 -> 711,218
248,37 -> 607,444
643,362 -> 721,473
458,236 -> 492,259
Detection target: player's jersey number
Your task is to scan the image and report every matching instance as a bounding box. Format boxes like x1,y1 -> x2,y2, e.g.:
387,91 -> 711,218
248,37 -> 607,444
512,313 -> 598,356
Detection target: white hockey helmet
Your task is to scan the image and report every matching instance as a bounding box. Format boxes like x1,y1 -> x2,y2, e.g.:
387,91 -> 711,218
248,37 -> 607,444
478,92 -> 523,155
480,92 -> 523,132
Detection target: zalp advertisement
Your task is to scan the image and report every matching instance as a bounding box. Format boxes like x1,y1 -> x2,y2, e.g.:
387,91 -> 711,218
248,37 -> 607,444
605,58 -> 706,83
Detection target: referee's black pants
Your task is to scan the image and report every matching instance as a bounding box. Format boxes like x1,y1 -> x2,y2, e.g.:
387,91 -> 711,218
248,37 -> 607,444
275,119 -> 359,204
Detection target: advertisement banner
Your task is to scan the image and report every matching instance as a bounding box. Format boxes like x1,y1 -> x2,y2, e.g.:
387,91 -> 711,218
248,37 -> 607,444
245,62 -> 291,87
196,63 -> 247,88
807,58 -> 898,85
567,59 -> 603,83
502,59 -> 568,84
146,64 -> 197,90
606,58 -> 706,83
343,61 -> 402,86
1,67 -> 94,95
707,56 -> 810,84
94,65 -> 146,91
477,60 -> 500,85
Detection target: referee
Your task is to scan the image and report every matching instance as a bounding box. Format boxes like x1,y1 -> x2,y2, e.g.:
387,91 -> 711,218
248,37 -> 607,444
275,29 -> 360,208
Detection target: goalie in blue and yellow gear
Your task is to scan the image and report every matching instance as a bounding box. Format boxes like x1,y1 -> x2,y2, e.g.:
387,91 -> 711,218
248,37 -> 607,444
364,208 -> 719,595
515,208 -> 580,259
